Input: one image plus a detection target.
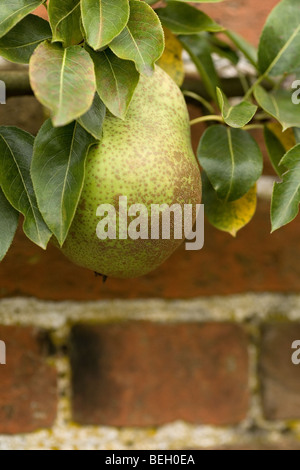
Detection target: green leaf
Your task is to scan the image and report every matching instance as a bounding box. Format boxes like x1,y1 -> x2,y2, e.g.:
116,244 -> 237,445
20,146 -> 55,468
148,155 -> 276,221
29,41 -> 96,127
48,0 -> 83,47
157,1 -> 223,35
81,0 -> 129,50
258,0 -> 300,76
179,33 -> 219,101
202,172 -> 257,237
271,144 -> 300,231
0,188 -> 19,262
198,125 -> 263,202
254,85 -> 300,132
217,88 -> 257,128
0,127 -> 51,249
0,0 -> 44,38
0,15 -> 51,64
88,47 -> 140,119
78,93 -> 106,140
264,122 -> 295,177
110,0 -> 165,76
32,119 -> 96,246
225,30 -> 258,68
264,126 -> 287,178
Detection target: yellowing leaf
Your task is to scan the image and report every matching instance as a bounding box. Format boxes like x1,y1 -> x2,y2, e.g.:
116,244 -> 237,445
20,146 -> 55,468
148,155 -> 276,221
157,27 -> 184,86
267,121 -> 296,152
202,172 -> 257,236
264,121 -> 296,176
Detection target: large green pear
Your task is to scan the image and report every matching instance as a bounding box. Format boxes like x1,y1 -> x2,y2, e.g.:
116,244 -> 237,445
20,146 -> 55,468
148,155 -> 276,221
59,66 -> 202,278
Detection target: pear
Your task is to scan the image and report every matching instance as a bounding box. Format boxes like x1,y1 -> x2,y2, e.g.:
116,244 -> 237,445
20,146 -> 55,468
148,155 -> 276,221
59,66 -> 202,279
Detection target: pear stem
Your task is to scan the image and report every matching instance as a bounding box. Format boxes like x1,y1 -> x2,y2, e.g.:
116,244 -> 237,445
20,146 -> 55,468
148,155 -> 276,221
243,74 -> 265,101
183,90 -> 215,114
190,115 -> 224,126
242,124 -> 264,131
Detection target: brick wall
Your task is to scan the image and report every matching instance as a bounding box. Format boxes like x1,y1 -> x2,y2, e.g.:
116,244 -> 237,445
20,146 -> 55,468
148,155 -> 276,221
0,296 -> 300,450
1,0 -> 300,451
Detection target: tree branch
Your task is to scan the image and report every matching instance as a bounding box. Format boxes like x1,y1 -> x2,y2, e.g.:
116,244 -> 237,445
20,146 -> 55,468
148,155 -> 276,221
0,69 -> 272,100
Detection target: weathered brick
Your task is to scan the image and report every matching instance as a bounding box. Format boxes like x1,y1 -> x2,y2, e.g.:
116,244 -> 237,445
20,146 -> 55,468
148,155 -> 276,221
70,322 -> 249,427
0,326 -> 57,434
33,5 -> 48,20
260,323 -> 300,421
200,0 -> 279,46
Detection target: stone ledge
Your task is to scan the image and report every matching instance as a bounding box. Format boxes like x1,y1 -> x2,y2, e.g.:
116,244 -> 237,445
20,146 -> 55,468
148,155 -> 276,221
1,294 -> 300,330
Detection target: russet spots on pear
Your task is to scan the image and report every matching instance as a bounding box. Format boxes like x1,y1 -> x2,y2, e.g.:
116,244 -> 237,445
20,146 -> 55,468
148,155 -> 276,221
59,67 -> 202,279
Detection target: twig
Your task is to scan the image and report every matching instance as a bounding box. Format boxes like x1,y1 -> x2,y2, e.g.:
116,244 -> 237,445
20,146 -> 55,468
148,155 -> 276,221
190,115 -> 224,126
183,90 -> 215,114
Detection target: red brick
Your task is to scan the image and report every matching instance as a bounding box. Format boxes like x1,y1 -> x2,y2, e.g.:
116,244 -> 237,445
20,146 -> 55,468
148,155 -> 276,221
259,323 -> 300,421
200,0 -> 280,46
0,326 -> 57,434
33,5 -> 48,20
70,322 -> 249,427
